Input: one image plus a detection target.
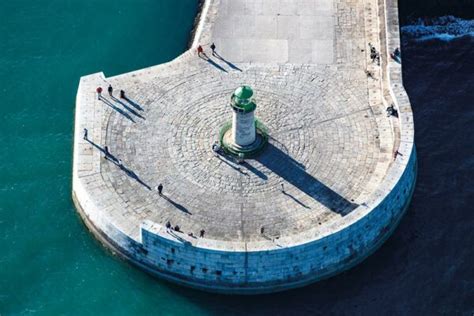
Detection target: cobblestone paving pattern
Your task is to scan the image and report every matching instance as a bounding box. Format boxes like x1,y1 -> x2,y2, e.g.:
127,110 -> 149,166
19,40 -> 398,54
76,0 -> 397,243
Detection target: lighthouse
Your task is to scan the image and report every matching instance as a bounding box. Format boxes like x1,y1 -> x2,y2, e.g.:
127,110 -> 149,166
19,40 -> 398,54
220,86 -> 267,157
230,86 -> 257,147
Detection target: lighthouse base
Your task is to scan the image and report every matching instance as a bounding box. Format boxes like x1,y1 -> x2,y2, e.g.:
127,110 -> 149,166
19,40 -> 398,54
219,121 -> 268,158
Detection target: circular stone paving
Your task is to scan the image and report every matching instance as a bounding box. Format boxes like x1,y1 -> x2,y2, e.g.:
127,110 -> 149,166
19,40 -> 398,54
101,64 -> 391,242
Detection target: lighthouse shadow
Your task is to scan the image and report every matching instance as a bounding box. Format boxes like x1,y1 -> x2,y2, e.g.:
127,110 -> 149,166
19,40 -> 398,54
256,142 -> 358,216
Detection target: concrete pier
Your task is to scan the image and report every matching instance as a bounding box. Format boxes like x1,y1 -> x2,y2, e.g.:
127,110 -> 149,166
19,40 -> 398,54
72,0 -> 416,294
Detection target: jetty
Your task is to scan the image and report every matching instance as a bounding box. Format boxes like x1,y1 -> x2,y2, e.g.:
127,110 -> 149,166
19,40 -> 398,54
72,0 -> 416,294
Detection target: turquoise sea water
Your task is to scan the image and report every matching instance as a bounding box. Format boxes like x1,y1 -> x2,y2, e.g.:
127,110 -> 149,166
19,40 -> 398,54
1,0 -> 473,314
0,1 -> 212,314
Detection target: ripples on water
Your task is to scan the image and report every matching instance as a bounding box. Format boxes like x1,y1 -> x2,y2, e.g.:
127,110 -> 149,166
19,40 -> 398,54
402,16 -> 474,41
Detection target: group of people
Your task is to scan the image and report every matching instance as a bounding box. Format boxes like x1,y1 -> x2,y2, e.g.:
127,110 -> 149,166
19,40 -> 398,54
94,80 -> 214,242
96,84 -> 125,100
166,221 -> 206,238
368,43 -> 401,64
368,42 -> 380,65
197,42 -> 217,58
84,83 -> 128,160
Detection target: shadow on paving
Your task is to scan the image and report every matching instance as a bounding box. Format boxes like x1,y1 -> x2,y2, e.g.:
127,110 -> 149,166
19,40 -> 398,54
216,154 -> 248,175
199,53 -> 228,72
85,138 -> 151,190
111,96 -> 146,120
282,190 -> 311,209
123,96 -> 144,111
100,97 -> 136,123
162,194 -> 192,215
213,51 -> 243,72
105,156 -> 151,191
256,142 -> 358,215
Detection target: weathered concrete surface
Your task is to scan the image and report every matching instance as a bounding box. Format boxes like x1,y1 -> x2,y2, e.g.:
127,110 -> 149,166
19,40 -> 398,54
212,0 -> 336,64
72,0 -> 416,294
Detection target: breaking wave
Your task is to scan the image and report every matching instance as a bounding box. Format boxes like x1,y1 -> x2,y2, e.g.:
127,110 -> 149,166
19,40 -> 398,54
401,16 -> 474,42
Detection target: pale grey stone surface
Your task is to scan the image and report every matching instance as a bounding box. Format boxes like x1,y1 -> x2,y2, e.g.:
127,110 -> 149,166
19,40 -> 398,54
212,0 -> 335,64
71,0 -> 416,293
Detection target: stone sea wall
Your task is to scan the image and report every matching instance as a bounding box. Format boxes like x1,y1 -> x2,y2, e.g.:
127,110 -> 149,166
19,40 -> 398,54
73,146 -> 416,294
138,152 -> 416,294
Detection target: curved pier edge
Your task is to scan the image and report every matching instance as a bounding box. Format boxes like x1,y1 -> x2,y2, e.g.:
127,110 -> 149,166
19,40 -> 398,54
73,153 -> 416,295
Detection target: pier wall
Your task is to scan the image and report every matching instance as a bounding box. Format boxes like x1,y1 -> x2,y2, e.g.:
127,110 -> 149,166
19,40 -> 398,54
73,146 -> 416,293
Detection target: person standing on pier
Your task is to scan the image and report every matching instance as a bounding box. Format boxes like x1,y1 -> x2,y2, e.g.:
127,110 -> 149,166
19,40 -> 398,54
210,42 -> 216,56
96,87 -> 102,100
197,45 -> 204,57
83,128 -> 88,140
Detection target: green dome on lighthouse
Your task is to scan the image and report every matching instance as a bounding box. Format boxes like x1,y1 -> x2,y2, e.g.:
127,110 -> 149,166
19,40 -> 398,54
234,85 -> 253,100
231,85 -> 256,113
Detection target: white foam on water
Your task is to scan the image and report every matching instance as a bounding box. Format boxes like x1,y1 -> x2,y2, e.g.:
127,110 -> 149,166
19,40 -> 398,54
401,16 -> 474,42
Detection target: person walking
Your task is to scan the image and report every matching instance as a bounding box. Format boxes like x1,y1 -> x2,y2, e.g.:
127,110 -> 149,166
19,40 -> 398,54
157,183 -> 163,195
197,45 -> 204,57
210,42 -> 216,56
96,87 -> 102,100
120,90 -> 125,99
104,146 -> 110,156
108,84 -> 113,96
83,128 -> 88,140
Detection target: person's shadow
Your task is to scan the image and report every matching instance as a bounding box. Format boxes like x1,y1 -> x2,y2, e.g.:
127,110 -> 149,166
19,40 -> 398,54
161,194 -> 192,215
123,96 -> 144,111
99,96 -> 136,123
85,137 -> 151,190
282,189 -> 311,209
105,155 -> 151,191
199,52 -> 228,73
212,51 -> 243,72
111,96 -> 145,120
